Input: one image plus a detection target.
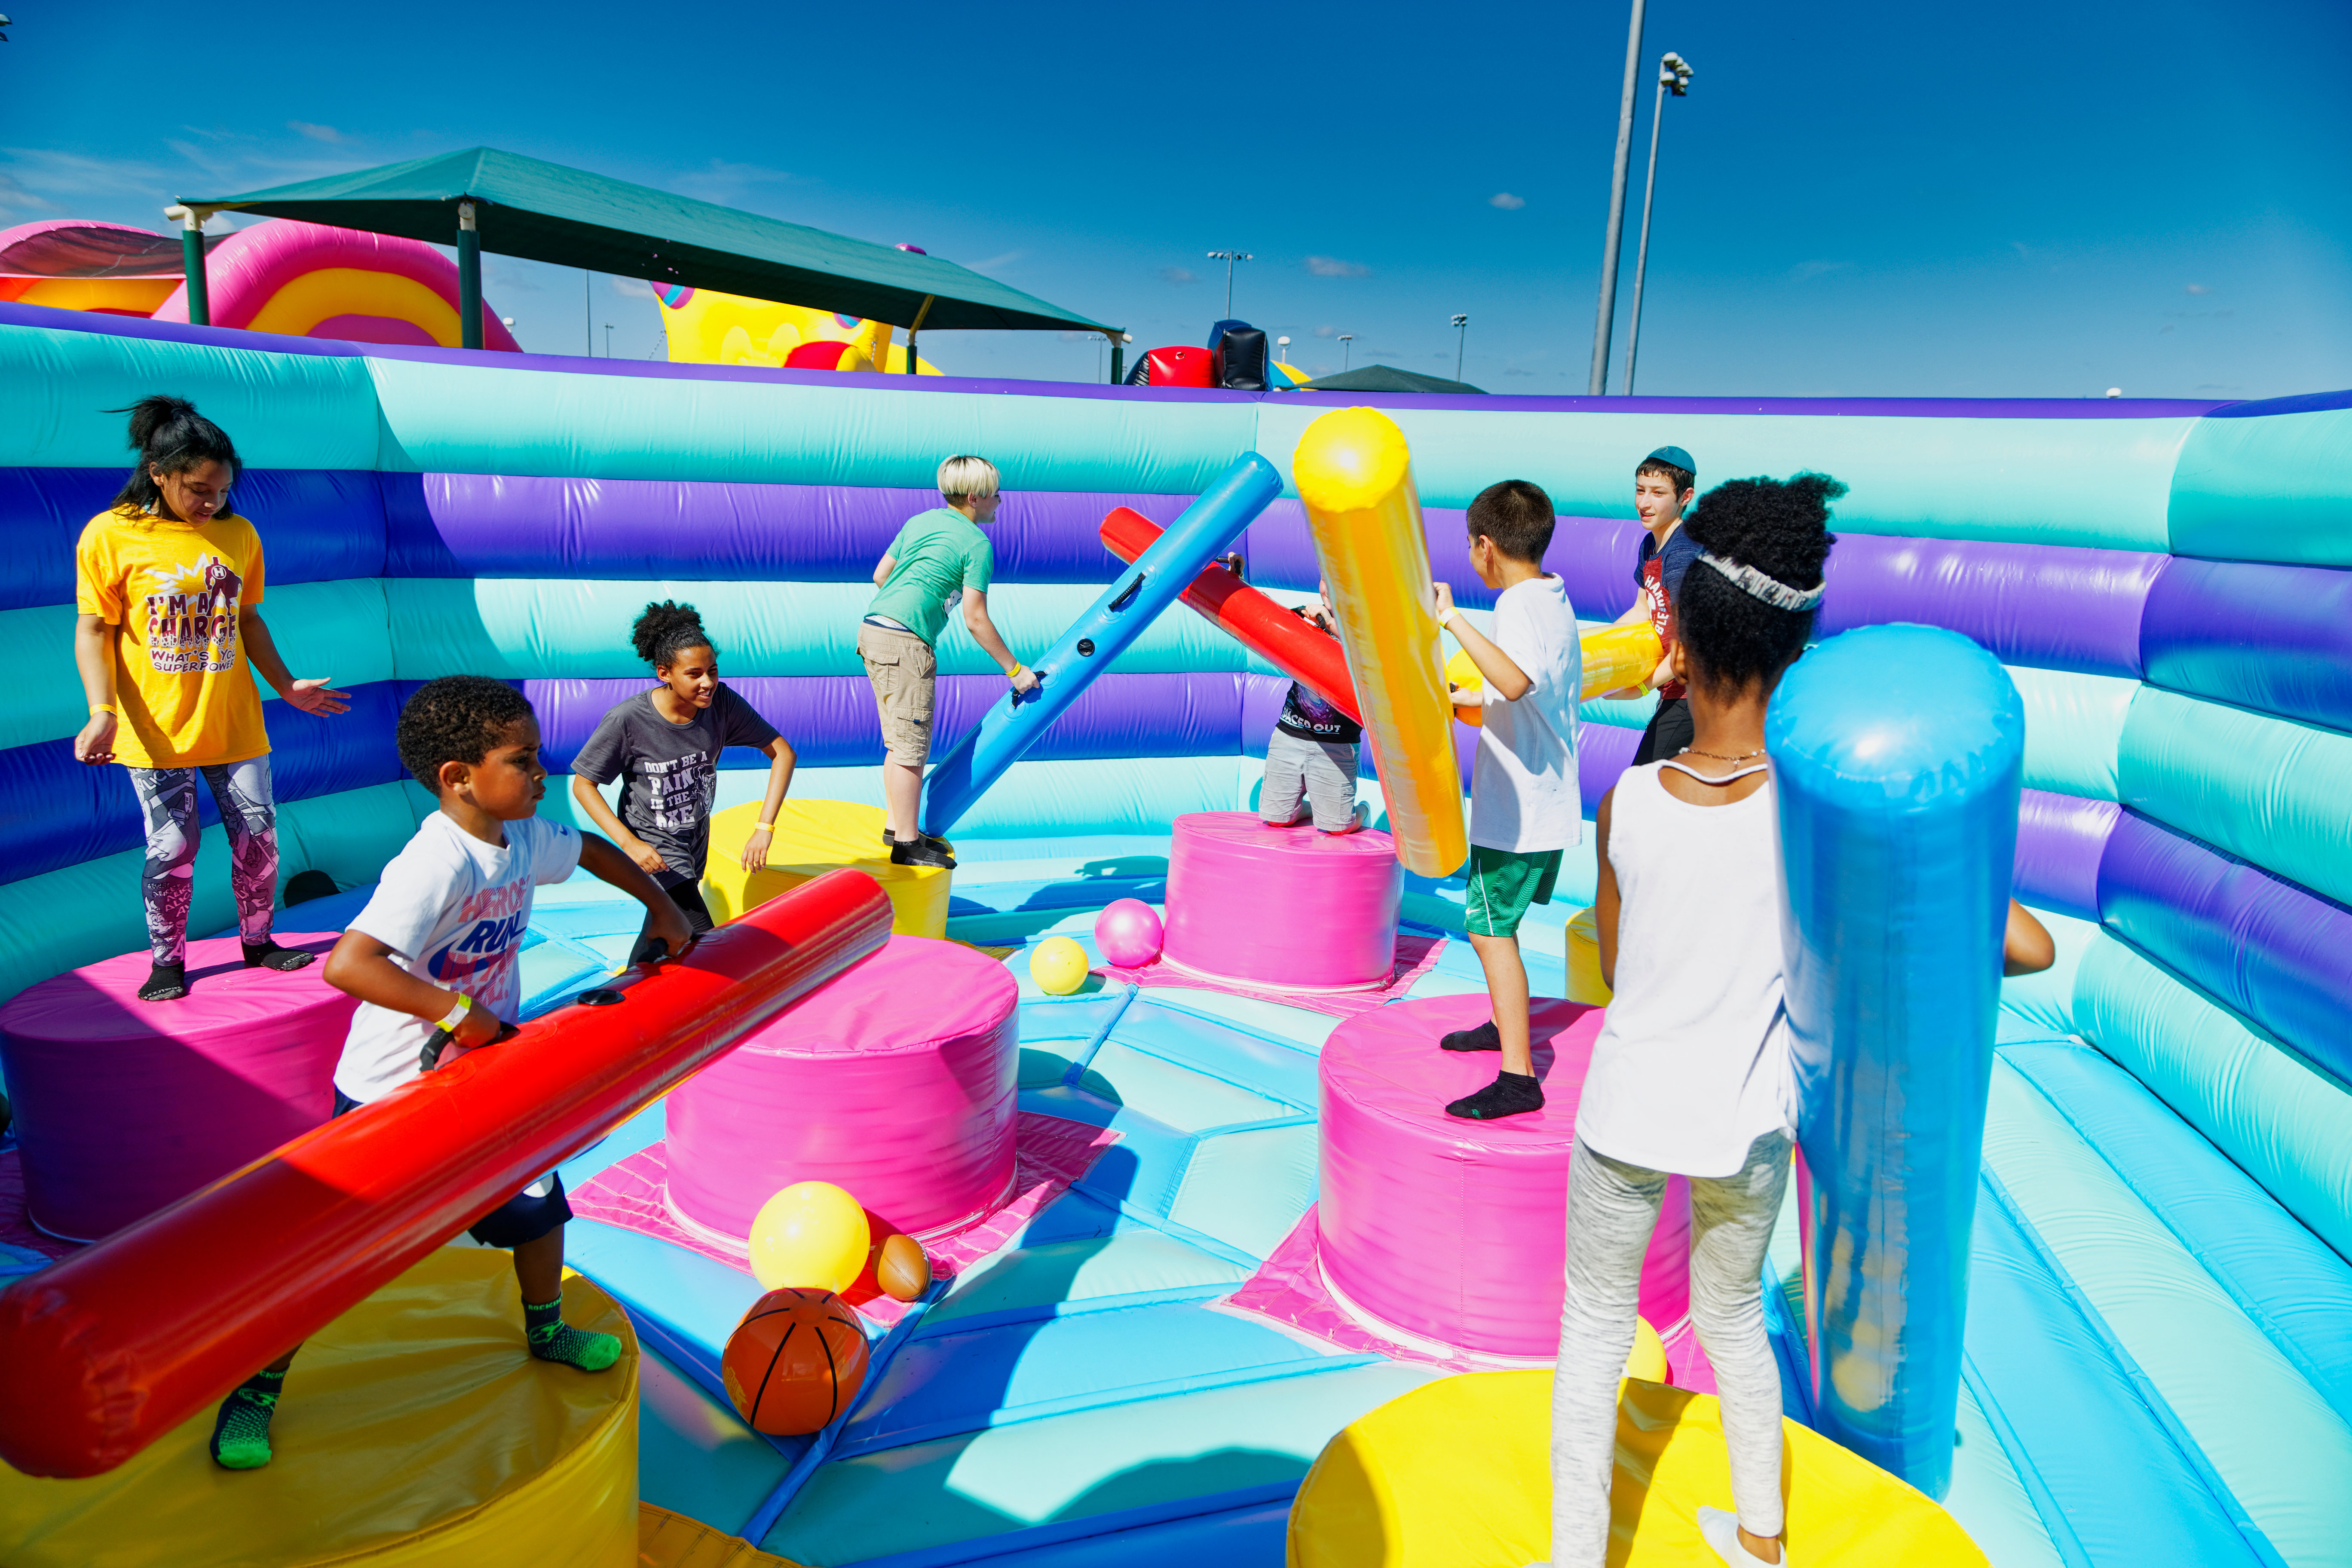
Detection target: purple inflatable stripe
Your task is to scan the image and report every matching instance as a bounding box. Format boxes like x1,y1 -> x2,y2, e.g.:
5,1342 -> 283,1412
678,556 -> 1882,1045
1244,502 -> 1642,618
527,671 -> 1256,776
2014,788 -> 2120,921
2097,808 -> 2352,1086
2141,558 -> 2352,735
1817,535 -> 2164,678
394,474 -> 1188,583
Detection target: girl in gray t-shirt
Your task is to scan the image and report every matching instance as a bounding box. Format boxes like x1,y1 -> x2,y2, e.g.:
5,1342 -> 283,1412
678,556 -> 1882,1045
570,602 -> 796,959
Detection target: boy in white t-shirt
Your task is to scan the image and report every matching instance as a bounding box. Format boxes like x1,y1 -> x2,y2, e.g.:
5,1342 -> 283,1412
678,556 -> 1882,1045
206,676 -> 692,1471
1431,480 -> 1582,1121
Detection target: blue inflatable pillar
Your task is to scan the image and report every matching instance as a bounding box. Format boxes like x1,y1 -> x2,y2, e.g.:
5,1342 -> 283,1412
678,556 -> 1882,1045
1766,624 -> 2024,1500
920,452 -> 1282,835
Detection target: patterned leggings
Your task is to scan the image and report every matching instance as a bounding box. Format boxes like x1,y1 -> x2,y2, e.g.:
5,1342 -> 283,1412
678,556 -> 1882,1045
129,757 -> 278,966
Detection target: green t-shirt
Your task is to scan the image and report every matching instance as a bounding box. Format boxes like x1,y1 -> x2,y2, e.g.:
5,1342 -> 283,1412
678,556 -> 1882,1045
867,507 -> 995,646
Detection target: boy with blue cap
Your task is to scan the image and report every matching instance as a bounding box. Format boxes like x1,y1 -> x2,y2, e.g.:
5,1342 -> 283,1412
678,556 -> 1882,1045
1605,446 -> 1702,764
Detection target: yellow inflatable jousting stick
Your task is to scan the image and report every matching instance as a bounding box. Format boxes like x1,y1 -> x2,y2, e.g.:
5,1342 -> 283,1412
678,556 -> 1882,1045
1291,407 -> 1469,879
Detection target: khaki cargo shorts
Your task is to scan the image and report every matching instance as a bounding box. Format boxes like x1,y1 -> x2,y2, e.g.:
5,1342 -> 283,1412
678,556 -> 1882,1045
858,621 -> 938,767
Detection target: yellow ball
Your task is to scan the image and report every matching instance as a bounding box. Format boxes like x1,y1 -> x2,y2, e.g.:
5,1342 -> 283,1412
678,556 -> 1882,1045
1029,935 -> 1091,995
1445,647 -> 1484,728
747,1180 -> 870,1293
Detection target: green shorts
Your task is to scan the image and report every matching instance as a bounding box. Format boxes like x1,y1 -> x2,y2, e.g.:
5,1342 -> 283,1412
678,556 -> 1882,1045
1462,845 -> 1565,937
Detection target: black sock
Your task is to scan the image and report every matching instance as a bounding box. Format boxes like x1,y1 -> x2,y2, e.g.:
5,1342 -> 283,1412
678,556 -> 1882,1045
209,1368 -> 286,1469
138,962 -> 187,1002
1446,1070 -> 1545,1121
243,941 -> 315,972
1440,1019 -> 1502,1052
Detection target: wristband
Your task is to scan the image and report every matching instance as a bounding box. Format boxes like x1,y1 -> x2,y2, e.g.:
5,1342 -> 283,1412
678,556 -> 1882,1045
434,992 -> 473,1034
89,704 -> 114,716
754,819 -> 775,830
1439,608 -> 1464,629
1008,663 -> 1025,680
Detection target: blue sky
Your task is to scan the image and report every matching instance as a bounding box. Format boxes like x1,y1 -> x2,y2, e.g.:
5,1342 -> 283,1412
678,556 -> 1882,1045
5,0 -> 2348,397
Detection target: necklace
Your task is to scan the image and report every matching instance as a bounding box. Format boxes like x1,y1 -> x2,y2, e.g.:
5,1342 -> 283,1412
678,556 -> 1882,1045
1678,744 -> 1766,763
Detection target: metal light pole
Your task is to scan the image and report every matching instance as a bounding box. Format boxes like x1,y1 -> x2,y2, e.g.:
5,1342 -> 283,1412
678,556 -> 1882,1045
1623,52 -> 1692,396
1207,250 -> 1253,318
1587,0 -> 1650,394
1338,333 -> 1354,371
1452,314 -> 1469,382
1277,334 -> 1292,363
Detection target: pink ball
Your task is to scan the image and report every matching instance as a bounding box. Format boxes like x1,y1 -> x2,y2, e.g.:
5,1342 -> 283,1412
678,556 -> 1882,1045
1093,898 -> 1165,968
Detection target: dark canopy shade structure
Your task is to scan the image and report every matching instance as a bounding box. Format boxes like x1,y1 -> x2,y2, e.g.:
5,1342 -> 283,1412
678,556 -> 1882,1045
1300,364 -> 1486,395
178,146 -> 1116,361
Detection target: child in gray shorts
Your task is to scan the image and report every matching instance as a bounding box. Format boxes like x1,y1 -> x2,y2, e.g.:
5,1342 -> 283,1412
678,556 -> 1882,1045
1261,585 -> 1367,833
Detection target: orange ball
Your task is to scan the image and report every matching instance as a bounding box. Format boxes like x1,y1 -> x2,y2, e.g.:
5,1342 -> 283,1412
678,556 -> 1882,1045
720,1287 -> 870,1436
876,1233 -> 932,1302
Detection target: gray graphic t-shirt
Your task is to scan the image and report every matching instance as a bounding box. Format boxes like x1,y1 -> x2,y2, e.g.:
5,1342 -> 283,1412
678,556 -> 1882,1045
571,686 -> 781,886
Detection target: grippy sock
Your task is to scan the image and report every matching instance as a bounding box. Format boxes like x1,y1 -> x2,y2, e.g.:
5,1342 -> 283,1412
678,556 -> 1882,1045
1446,1070 -> 1545,1121
208,1368 -> 285,1470
524,1295 -> 620,1372
243,941 -> 315,972
137,962 -> 187,1002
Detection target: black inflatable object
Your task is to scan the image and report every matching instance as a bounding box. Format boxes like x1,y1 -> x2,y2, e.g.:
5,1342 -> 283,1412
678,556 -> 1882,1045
1212,325 -> 1268,391
283,869 -> 342,907
1124,355 -> 1152,386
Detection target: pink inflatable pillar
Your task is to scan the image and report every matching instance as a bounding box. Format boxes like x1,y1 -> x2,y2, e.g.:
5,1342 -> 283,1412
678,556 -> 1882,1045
1315,994 -> 1691,1358
0,935 -> 349,1242
665,934 -> 1020,1243
1160,812 -> 1403,991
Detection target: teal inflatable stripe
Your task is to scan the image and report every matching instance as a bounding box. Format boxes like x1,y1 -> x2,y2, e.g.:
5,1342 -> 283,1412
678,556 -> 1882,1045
385,579 -> 1275,683
2168,406 -> 2352,567
2120,686 -> 2352,906
1254,403 -> 2192,549
2074,934 -> 2352,1264
2012,666 -> 2135,801
364,357 -> 1259,493
0,323 -> 380,471
0,580 -> 392,751
1981,1054 -> 2352,1560
1998,907 -> 2100,1039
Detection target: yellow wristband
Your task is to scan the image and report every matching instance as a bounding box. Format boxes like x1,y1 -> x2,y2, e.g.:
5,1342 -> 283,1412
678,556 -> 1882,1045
89,704 -> 114,716
754,819 -> 775,830
434,992 -> 473,1034
1008,664 -> 1025,680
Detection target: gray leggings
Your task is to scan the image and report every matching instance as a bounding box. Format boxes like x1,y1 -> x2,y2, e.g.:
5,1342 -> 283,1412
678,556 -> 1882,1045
1259,729 -> 1360,833
1548,1131 -> 1792,1566
129,756 -> 278,966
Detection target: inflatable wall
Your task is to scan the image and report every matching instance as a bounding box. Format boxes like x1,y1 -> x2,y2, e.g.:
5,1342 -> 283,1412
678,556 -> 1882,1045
2,297 -> 2348,1565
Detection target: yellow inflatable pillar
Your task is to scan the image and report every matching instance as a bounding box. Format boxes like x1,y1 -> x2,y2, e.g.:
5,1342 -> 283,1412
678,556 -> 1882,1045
1565,905 -> 1614,1004
703,799 -> 950,938
0,1249 -> 639,1567
1290,408 -> 1468,879
1288,1369 -> 1988,1568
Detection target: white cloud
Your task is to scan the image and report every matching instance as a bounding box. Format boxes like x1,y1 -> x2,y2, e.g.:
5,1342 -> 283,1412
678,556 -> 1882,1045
1161,266 -> 1196,285
1304,255 -> 1371,278
0,171 -> 64,224
2184,283 -> 2211,295
1313,324 -> 1335,337
667,158 -> 793,202
287,121 -> 343,144
1489,192 -> 1526,210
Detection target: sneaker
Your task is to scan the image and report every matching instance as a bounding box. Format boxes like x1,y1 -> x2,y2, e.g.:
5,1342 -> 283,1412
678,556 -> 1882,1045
879,829 -> 953,854
1697,1505 -> 1784,1565
1440,1019 -> 1501,1052
1446,1072 -> 1544,1120
890,836 -> 956,870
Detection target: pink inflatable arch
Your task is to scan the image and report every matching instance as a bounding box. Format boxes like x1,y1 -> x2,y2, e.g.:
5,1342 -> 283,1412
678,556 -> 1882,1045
150,220 -> 520,351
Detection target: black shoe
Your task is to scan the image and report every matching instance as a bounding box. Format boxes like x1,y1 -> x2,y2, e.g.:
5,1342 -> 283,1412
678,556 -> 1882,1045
880,829 -> 953,854
1446,1072 -> 1545,1120
1440,1019 -> 1501,1052
890,836 -> 956,870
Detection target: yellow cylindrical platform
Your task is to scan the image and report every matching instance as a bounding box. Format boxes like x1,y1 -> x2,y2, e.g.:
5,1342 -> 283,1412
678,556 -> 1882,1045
703,799 -> 950,938
0,1248 -> 639,1567
1287,1369 -> 1988,1568
1565,904 -> 1614,1004
1291,407 -> 1467,879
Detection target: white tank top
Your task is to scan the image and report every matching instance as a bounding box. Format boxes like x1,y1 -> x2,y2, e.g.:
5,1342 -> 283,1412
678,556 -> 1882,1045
1574,761 -> 1797,1178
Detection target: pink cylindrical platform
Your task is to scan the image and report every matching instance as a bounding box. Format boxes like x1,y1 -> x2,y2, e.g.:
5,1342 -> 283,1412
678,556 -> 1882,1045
1317,994 -> 1691,1359
1159,812 -> 1403,991
665,934 -> 1020,1242
0,934 -> 347,1242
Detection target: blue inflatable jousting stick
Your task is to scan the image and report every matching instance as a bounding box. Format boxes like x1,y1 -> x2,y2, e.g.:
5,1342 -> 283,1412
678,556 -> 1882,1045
1769,624 -> 2024,1502
921,452 -> 1283,836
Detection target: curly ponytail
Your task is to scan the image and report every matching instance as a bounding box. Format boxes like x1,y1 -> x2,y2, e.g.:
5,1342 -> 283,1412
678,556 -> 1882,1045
108,395 -> 241,516
1675,472 -> 1843,694
631,600 -> 716,670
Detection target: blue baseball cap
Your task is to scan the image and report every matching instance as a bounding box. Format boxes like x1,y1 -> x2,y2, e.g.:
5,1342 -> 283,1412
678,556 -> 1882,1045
1642,445 -> 1697,477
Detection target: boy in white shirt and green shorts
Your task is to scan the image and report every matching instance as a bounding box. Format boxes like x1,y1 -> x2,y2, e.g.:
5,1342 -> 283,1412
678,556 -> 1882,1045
1432,480 -> 1583,1121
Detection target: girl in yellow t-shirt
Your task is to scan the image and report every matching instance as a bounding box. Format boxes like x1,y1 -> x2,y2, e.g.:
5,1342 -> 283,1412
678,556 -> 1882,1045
73,397 -> 350,1002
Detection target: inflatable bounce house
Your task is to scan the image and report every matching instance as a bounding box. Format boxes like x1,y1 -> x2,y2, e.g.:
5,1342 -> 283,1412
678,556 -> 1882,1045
0,291 -> 2347,1568
651,279 -> 942,374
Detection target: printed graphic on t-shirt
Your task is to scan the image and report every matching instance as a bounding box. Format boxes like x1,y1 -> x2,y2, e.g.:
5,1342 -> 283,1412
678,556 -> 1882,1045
423,877 -> 534,993
640,749 -> 718,830
141,554 -> 244,674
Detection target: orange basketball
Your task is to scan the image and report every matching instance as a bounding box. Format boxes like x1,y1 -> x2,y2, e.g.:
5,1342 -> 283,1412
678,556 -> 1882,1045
720,1287 -> 871,1436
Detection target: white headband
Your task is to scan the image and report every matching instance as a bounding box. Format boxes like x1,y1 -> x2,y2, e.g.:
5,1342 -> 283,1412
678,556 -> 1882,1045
1698,550 -> 1825,612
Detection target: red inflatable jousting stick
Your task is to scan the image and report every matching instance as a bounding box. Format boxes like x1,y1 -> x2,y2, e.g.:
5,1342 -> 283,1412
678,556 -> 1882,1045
0,868 -> 893,1478
1100,505 -> 1362,726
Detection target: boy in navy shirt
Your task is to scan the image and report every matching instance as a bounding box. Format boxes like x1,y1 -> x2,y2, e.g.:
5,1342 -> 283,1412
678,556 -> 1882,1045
1607,446 -> 1702,765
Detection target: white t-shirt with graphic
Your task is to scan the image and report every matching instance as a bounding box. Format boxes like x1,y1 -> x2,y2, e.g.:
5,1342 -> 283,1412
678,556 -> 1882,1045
332,811 -> 582,1102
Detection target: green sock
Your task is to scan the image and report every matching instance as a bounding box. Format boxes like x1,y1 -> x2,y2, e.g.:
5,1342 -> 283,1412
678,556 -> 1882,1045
524,1295 -> 619,1372
208,1369 -> 285,1470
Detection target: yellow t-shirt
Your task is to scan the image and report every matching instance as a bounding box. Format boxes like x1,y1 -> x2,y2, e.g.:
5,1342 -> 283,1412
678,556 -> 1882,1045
74,506 -> 272,770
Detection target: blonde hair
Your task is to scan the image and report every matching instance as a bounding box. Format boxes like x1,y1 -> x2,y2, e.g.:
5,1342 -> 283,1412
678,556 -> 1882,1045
937,455 -> 1001,503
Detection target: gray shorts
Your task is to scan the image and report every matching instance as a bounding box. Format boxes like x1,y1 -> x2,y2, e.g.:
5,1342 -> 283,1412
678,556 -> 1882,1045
1261,729 -> 1361,833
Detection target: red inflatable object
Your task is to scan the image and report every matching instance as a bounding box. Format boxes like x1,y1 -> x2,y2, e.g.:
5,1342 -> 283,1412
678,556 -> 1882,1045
784,339 -> 865,371
1100,506 -> 1361,725
0,870 -> 893,1479
1144,345 -> 1214,387
720,1287 -> 871,1436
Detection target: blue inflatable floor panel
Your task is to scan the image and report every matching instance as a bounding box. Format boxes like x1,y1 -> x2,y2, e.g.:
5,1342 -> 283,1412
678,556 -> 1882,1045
563,1217 -> 768,1371
1073,1042 -> 1298,1133
923,1232 -> 1251,1330
638,1341 -> 795,1535
1096,1000 -> 1321,1112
